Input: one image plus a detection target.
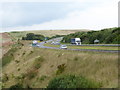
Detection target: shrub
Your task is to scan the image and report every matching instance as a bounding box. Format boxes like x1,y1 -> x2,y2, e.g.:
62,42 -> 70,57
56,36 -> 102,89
74,56 -> 79,61
9,83 -> 23,90
22,52 -> 26,56
17,67 -> 20,71
57,54 -> 61,57
50,65 -> 54,68
14,73 -> 26,83
15,60 -> 20,63
56,64 -> 66,75
33,56 -> 45,69
2,74 -> 9,83
47,74 -> 100,88
22,33 -> 45,41
29,51 -> 33,55
39,75 -> 47,82
25,69 -> 38,80
61,27 -> 120,44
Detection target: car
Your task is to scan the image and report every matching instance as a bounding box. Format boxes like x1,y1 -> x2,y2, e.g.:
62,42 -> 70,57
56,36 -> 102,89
51,41 -> 55,44
36,44 -> 40,47
60,45 -> 67,49
55,42 -> 60,45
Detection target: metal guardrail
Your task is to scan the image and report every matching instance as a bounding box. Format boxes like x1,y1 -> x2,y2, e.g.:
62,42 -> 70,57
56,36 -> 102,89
66,44 -> 120,47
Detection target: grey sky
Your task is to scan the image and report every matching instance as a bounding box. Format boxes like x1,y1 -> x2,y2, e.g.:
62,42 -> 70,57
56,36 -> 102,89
0,0 -> 118,32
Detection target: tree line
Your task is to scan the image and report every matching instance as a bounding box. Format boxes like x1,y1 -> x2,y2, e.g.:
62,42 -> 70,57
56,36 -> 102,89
61,27 -> 120,44
22,33 -> 45,41
22,33 -> 64,41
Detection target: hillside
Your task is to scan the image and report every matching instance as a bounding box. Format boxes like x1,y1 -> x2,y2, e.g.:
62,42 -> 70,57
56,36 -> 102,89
61,27 -> 120,44
9,30 -> 88,41
0,33 -> 14,59
2,41 -> 118,88
1,28 -> 119,88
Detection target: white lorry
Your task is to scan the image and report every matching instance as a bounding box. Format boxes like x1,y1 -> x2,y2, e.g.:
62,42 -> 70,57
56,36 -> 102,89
71,38 -> 81,45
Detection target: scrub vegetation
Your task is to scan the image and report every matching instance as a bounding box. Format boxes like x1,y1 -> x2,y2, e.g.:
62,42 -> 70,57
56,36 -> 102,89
62,27 -> 120,44
2,42 -> 118,88
47,74 -> 100,88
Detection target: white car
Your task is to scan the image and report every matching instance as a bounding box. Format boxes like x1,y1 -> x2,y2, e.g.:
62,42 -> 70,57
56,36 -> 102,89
36,44 -> 40,47
60,45 -> 67,49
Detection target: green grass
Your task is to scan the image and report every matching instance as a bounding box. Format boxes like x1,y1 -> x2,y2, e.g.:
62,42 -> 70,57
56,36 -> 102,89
67,45 -> 118,50
44,43 -> 118,50
44,43 -> 60,48
2,47 -> 18,67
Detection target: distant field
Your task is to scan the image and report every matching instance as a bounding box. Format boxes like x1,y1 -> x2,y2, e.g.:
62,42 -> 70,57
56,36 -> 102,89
44,43 -> 118,50
25,30 -> 88,37
9,30 -> 87,40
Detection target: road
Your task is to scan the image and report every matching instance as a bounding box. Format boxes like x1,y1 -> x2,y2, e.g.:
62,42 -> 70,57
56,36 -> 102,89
34,37 -> 119,53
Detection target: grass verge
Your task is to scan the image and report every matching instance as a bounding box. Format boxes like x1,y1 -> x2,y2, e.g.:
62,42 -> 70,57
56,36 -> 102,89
44,43 -> 118,50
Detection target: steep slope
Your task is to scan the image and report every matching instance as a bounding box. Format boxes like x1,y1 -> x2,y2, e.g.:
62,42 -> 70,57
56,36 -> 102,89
2,41 -> 118,88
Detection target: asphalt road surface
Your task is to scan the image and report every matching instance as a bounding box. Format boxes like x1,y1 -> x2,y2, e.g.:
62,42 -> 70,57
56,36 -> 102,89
33,37 -> 119,53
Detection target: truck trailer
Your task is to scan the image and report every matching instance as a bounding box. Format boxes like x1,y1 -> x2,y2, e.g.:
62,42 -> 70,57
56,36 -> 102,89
71,38 -> 81,45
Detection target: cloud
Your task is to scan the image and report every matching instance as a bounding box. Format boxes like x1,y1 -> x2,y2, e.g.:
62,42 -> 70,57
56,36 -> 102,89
0,0 -> 119,32
1,2 -> 77,28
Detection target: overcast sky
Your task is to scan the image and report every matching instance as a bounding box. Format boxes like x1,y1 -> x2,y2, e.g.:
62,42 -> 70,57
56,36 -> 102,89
0,0 -> 119,32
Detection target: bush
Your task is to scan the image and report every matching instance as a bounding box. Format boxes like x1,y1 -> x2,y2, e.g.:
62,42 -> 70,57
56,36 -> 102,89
25,69 -> 38,80
74,56 -> 79,61
15,60 -> 20,63
61,27 -> 120,44
22,33 -> 45,41
56,64 -> 66,75
29,51 -> 33,55
33,56 -> 45,69
22,52 -> 26,56
38,75 -> 47,82
47,74 -> 100,88
9,83 -> 23,90
2,74 -> 9,83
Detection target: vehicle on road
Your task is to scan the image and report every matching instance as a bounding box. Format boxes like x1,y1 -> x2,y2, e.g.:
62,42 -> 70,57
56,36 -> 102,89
36,44 -> 40,47
60,45 -> 67,49
71,38 -> 81,45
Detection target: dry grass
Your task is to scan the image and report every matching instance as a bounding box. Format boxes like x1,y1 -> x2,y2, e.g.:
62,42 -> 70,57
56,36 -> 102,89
9,30 -> 83,40
2,41 -> 118,88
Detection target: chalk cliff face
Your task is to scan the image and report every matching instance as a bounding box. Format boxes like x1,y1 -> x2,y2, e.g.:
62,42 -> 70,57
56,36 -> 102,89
0,33 -> 14,59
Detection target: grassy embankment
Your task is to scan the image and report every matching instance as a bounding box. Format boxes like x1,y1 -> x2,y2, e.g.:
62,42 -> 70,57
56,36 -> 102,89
44,43 -> 118,50
2,41 -> 118,88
